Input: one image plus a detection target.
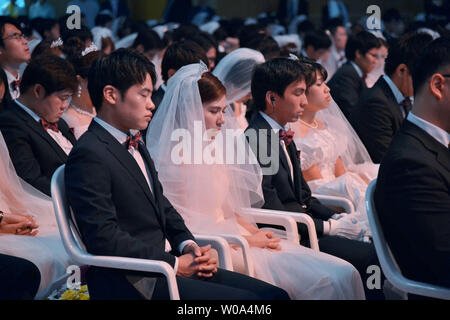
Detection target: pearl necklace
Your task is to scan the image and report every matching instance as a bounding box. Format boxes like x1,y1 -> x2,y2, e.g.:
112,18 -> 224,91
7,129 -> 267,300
71,104 -> 96,118
299,118 -> 318,129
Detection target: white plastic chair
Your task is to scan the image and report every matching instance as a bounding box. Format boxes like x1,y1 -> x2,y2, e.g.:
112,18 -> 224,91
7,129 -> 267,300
366,179 -> 450,300
51,165 -> 234,300
313,193 -> 355,213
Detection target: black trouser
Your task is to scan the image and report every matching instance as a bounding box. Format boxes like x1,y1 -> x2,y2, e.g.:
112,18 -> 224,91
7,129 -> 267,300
87,266 -> 290,300
0,254 -> 41,300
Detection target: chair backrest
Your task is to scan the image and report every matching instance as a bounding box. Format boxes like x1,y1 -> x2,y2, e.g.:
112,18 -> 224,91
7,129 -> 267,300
51,165 -> 92,265
366,179 -> 450,300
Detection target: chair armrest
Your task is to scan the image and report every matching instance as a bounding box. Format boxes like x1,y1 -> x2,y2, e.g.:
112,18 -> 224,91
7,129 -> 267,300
218,234 -> 254,277
194,234 -> 234,271
237,207 -> 300,244
313,193 -> 355,213
75,254 -> 180,300
240,208 -> 320,251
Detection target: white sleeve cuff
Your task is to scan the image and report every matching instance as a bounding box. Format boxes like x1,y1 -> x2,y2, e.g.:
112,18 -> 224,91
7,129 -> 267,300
323,220 -> 330,235
178,239 -> 197,255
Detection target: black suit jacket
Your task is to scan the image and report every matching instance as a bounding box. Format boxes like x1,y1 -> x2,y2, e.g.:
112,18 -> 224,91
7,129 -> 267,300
246,113 -> 335,236
375,120 -> 450,287
350,76 -> 406,164
328,61 -> 367,119
65,120 -> 195,284
0,101 -> 76,196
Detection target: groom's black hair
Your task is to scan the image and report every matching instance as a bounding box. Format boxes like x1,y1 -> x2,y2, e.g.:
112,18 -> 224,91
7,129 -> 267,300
88,48 -> 156,111
412,36 -> 450,96
251,57 -> 313,112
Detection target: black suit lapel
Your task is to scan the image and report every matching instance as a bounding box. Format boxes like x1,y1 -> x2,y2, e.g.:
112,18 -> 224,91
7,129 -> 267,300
138,143 -> 167,231
90,121 -> 160,214
12,102 -> 69,162
252,113 -> 295,189
378,77 -> 405,122
404,121 -> 450,173
58,118 -> 77,145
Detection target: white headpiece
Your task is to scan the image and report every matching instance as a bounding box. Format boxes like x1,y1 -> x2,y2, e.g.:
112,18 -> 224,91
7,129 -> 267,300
81,43 -> 99,56
213,48 -> 265,104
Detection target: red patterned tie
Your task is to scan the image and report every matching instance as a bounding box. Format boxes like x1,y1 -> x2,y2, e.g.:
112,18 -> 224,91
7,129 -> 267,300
40,119 -> 59,132
279,129 -> 294,146
126,132 -> 142,150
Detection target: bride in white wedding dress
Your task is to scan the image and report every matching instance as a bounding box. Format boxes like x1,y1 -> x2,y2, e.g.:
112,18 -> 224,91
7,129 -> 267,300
147,62 -> 365,300
0,130 -> 72,299
288,59 -> 379,234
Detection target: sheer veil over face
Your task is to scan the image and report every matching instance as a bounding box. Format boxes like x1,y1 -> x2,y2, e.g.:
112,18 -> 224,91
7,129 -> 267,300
146,62 -> 264,235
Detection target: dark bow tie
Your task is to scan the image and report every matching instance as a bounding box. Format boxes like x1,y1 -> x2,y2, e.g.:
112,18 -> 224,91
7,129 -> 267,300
125,132 -> 142,150
279,129 -> 294,146
40,119 -> 59,132
400,97 -> 412,115
12,78 -> 21,91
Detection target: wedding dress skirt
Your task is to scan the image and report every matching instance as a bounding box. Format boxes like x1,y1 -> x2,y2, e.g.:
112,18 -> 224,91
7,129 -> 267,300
0,201 -> 72,299
230,234 -> 366,299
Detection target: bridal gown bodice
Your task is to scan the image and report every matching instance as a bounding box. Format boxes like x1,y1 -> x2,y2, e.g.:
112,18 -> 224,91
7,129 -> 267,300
293,123 -> 378,234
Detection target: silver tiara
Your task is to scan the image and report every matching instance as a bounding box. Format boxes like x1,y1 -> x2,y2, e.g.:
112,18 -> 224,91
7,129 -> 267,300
288,53 -> 299,61
81,43 -> 99,56
50,37 -> 63,48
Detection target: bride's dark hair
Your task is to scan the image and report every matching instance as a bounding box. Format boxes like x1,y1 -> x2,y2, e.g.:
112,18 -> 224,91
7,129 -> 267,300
298,56 -> 328,87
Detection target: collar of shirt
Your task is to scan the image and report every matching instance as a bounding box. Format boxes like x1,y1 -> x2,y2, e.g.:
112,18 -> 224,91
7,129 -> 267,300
14,99 -> 41,122
93,117 -> 130,145
350,61 -> 363,78
3,68 -> 19,85
407,112 -> 450,148
383,74 -> 405,104
259,111 -> 286,131
160,83 -> 167,92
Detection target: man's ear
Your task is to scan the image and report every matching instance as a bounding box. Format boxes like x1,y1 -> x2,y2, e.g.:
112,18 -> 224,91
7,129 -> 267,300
103,85 -> 118,105
32,84 -> 45,99
395,63 -> 408,77
429,73 -> 446,100
167,68 -> 176,80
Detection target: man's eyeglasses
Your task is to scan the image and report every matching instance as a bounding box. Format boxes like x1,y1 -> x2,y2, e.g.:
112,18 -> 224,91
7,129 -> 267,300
2,32 -> 27,41
441,74 -> 450,78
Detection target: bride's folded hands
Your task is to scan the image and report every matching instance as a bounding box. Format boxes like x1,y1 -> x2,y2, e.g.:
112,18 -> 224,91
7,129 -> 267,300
0,212 -> 39,236
244,230 -> 282,251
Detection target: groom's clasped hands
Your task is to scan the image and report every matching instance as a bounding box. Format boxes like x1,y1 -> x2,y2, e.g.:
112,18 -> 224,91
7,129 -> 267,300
177,243 -> 219,279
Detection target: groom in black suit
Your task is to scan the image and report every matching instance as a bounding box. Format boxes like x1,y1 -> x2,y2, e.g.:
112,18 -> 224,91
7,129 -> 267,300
247,58 -> 384,299
350,32 -> 434,163
327,31 -> 380,119
65,49 -> 289,300
0,55 -> 77,196
375,37 -> 450,294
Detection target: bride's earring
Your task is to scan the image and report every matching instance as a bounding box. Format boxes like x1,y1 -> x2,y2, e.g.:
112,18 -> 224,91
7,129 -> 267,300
77,85 -> 82,98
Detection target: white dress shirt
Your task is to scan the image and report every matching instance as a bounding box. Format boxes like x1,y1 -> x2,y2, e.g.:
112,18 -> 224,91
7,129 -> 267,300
383,74 -> 411,118
14,100 -> 73,155
407,112 -> 450,148
93,117 -> 196,273
259,112 -> 294,183
4,68 -> 21,100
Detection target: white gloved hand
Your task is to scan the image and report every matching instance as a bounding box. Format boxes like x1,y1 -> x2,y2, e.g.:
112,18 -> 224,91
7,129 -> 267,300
328,214 -> 366,241
331,212 -> 347,220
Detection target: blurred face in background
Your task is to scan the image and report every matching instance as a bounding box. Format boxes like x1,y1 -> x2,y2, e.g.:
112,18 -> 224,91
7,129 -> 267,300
333,26 -> 348,51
